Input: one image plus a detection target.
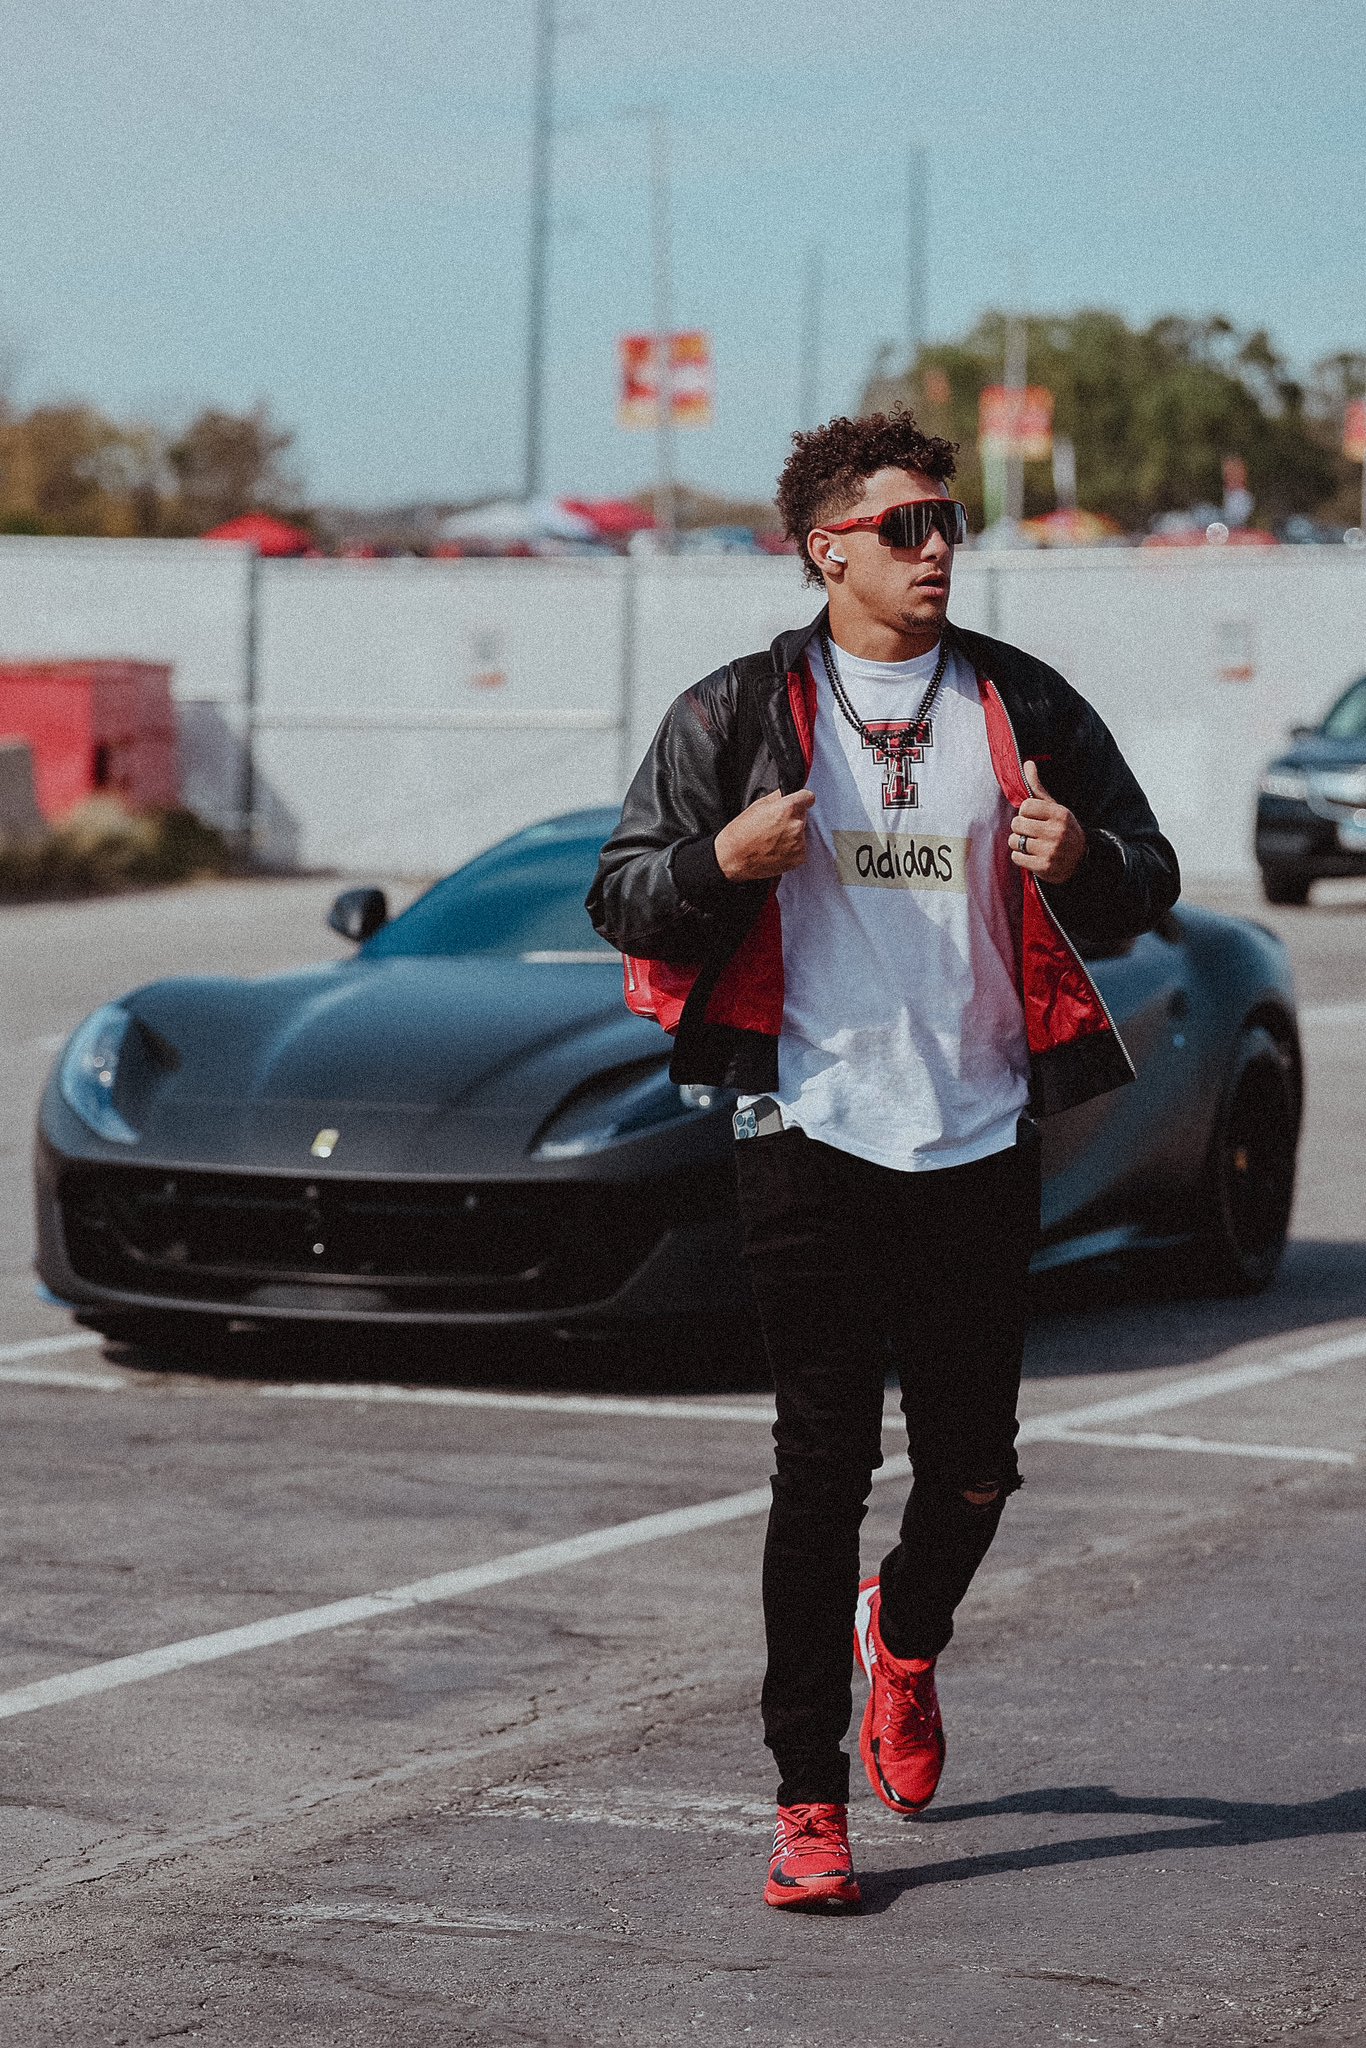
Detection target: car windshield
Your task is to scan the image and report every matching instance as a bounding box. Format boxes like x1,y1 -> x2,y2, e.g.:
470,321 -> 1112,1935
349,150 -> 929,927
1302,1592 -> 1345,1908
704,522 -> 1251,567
1322,677 -> 1366,741
362,817 -> 618,961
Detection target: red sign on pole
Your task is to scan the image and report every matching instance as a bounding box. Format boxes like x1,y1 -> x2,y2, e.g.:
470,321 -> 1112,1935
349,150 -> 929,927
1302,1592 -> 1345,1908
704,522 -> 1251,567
618,332 -> 713,429
1344,398 -> 1366,463
979,385 -> 1054,459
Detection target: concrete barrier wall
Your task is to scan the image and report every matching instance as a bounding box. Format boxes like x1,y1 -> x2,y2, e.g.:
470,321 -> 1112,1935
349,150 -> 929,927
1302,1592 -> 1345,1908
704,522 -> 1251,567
253,558 -> 631,872
0,535 -> 1362,880
0,537 -> 253,834
959,549 -> 1366,880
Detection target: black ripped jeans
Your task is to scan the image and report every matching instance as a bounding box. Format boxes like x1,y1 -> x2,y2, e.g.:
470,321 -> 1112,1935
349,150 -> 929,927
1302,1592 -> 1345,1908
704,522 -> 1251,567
734,1124 -> 1040,1807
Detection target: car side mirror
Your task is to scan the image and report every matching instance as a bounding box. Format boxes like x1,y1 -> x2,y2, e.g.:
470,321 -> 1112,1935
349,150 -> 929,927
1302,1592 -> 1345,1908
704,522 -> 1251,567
328,887 -> 388,943
1287,723 -> 1316,739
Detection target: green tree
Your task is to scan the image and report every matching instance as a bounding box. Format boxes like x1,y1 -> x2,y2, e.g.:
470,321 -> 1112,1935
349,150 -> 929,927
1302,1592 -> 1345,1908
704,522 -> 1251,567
164,403 -> 301,533
862,311 -> 1346,534
0,397 -> 310,538
0,403 -> 168,537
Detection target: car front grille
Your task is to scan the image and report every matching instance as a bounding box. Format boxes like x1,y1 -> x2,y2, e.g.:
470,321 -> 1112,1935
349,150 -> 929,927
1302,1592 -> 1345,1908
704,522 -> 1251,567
59,1162 -> 672,1315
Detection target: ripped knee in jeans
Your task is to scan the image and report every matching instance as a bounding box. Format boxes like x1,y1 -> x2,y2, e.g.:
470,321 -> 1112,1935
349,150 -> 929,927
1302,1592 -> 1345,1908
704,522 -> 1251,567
911,1460 -> 1023,1515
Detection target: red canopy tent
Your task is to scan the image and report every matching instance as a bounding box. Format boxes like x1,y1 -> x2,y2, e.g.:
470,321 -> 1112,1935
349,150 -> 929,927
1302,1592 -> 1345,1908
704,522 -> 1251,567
560,497 -> 656,539
202,512 -> 316,556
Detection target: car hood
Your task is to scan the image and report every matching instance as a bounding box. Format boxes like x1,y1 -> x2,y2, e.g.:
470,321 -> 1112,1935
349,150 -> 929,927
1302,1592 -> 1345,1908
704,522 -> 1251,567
1270,735 -> 1366,774
114,956 -> 667,1173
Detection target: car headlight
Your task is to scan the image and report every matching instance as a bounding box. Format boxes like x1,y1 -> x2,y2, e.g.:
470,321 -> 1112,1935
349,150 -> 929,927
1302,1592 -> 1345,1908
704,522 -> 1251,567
532,1063 -> 724,1158
58,1004 -> 140,1144
1259,768 -> 1309,801
1312,768 -> 1366,805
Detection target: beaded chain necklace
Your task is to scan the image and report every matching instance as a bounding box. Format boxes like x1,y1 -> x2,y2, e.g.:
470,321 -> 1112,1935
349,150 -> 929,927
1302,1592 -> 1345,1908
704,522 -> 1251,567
819,625 -> 950,758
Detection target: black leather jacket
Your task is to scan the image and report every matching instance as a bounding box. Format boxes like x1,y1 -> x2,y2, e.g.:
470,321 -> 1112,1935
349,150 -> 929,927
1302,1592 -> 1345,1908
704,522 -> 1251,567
587,610 -> 1180,1114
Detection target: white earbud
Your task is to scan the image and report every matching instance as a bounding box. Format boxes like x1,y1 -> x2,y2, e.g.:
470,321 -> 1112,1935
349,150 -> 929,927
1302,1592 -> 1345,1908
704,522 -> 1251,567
828,549 -> 847,564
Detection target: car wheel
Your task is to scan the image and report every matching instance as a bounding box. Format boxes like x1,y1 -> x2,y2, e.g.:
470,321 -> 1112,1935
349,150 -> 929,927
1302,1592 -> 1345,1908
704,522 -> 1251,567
1192,1025 -> 1298,1294
1260,865 -> 1311,906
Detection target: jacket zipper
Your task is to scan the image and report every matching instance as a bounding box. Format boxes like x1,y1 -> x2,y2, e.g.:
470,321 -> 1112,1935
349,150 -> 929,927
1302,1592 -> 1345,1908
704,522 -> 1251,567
982,678 -> 1136,1077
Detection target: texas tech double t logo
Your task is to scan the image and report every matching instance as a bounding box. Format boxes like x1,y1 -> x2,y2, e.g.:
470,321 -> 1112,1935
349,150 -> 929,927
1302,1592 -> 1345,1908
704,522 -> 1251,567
862,721 -> 933,809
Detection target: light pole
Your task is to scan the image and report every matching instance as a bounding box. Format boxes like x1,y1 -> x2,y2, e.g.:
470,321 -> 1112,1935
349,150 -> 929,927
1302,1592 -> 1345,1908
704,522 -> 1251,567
620,104 -> 680,549
237,547 -> 261,860
647,108 -> 677,552
1004,258 -> 1028,526
523,0 -> 555,501
799,244 -> 824,428
906,145 -> 927,379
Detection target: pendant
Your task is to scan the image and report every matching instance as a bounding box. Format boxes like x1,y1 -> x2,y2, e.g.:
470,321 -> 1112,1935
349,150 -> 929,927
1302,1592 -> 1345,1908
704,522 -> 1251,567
860,720 -> 933,809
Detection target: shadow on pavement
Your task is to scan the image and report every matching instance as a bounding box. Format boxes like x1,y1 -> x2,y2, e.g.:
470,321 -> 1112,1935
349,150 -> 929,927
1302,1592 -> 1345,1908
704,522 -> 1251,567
95,1240 -> 1366,1398
858,1783 -> 1366,1911
99,1314 -> 774,1398
1024,1237 -> 1366,1380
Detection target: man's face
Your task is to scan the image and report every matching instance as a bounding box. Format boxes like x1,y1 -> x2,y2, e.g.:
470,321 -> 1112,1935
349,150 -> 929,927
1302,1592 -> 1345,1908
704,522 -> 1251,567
811,467 -> 954,634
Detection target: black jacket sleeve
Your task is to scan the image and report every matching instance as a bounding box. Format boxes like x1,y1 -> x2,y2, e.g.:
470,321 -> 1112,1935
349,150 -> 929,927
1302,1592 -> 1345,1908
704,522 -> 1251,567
1038,679 -> 1181,954
586,665 -> 761,964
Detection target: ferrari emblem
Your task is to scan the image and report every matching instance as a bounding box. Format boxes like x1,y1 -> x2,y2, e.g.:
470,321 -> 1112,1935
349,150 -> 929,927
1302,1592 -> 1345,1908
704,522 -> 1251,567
310,1128 -> 340,1159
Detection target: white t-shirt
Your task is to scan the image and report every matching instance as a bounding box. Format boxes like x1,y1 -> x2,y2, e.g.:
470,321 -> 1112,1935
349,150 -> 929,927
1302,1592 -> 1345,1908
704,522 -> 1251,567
742,632 -> 1029,1172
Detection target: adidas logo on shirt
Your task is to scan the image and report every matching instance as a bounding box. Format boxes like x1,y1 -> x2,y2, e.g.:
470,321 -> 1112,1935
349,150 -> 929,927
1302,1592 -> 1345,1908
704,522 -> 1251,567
833,831 -> 969,892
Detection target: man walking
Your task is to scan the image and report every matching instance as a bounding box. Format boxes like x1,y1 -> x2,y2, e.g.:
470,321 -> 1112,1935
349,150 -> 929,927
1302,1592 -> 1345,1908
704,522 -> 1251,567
587,409 -> 1179,1910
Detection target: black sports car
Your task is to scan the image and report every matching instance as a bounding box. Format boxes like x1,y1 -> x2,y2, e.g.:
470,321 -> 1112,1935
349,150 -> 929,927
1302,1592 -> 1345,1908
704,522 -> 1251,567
1255,670 -> 1366,903
35,808 -> 1302,1357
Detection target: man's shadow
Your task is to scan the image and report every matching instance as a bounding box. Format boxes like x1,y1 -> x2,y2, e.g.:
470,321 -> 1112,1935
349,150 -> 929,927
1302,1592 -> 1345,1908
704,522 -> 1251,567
857,1784 -> 1366,1912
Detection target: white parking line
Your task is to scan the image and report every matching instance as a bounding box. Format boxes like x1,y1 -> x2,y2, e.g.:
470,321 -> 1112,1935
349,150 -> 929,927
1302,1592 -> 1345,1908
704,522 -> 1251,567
0,1340 -> 776,1418
1038,1427 -> 1355,1465
0,1359 -> 128,1391
0,1483 -> 775,1722
5,1325 -> 1365,1447
3,1364 -> 1351,1463
1300,1000 -> 1366,1028
0,1332 -> 103,1365
261,1382 -> 775,1424
0,1332 -> 114,1389
0,1323 -> 1361,1724
1014,1326 -> 1366,1440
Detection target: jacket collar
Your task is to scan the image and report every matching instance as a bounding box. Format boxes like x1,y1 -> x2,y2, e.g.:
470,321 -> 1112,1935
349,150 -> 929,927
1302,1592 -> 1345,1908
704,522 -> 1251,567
767,607 -> 829,681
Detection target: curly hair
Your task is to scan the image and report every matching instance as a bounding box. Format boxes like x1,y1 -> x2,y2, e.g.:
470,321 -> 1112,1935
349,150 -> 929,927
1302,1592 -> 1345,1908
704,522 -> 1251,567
776,407 -> 958,587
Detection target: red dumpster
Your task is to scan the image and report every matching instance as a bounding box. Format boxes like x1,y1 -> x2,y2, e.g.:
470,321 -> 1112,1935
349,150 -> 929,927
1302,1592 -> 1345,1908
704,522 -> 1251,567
0,662 -> 179,822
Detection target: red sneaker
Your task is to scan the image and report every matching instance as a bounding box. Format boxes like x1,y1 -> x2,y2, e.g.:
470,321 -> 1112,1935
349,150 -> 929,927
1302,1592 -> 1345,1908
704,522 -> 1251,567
763,1802 -> 862,1911
853,1575 -> 946,1816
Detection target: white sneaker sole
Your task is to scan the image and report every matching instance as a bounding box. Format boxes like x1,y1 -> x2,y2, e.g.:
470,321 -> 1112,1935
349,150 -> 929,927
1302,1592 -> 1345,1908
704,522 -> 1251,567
853,1580 -> 877,1684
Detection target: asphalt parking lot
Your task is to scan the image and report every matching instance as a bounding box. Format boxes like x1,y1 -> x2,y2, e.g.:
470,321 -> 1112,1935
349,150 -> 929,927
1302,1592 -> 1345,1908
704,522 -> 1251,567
1,876 -> 1364,2047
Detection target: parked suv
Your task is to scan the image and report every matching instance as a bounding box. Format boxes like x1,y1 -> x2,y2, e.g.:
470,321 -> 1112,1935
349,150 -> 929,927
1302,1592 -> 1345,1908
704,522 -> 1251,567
1256,673 -> 1366,904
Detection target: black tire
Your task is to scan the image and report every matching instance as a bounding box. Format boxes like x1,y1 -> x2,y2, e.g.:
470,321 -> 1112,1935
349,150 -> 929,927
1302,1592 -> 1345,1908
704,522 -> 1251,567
1191,1025 -> 1298,1294
1260,866 -> 1311,907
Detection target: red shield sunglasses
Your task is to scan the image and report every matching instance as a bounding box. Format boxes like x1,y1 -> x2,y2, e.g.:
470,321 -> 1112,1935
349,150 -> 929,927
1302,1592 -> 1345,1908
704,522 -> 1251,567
819,498 -> 968,549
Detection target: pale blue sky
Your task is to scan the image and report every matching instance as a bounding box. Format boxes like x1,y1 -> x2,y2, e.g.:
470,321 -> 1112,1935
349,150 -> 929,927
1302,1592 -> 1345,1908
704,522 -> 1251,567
2,0 -> 1363,507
